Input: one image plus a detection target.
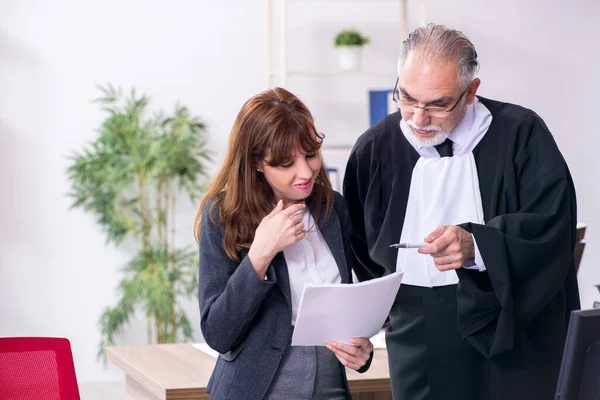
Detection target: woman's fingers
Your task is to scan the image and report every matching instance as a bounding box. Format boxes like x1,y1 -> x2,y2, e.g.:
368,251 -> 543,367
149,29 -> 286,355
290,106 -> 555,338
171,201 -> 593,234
350,337 -> 374,351
326,341 -> 372,371
330,351 -> 362,370
282,203 -> 305,218
266,199 -> 284,219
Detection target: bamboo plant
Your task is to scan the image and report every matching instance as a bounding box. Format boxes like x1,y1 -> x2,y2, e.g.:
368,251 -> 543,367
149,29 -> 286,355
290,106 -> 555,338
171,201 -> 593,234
67,84 -> 212,359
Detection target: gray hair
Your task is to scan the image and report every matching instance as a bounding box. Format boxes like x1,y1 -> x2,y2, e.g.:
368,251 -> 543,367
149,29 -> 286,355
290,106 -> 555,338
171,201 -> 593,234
398,24 -> 479,88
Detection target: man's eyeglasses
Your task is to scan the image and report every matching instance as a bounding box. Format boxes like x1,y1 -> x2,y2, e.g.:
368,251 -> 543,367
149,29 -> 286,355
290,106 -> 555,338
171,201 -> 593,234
392,77 -> 470,118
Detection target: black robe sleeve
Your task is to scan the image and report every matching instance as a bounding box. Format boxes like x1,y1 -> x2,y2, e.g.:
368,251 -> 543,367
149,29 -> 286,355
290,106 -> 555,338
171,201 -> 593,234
456,111 -> 579,358
343,134 -> 387,282
333,190 -> 375,373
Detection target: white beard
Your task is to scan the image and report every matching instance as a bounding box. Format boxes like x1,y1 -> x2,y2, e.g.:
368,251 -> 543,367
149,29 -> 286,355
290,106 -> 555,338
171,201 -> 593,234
406,120 -> 449,148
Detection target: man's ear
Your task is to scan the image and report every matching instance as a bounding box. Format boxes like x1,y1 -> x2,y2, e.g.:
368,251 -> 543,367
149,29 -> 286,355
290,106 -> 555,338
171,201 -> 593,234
466,78 -> 481,105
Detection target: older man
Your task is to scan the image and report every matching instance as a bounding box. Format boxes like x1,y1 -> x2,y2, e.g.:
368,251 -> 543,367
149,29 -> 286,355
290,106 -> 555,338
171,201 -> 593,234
343,24 -> 580,400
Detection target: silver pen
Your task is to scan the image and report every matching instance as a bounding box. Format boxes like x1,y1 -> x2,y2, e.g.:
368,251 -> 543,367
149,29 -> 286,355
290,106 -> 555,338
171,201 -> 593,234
389,242 -> 427,249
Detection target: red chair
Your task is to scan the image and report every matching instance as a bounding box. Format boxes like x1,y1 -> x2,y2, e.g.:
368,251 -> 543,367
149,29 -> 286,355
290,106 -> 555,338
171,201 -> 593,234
0,337 -> 80,400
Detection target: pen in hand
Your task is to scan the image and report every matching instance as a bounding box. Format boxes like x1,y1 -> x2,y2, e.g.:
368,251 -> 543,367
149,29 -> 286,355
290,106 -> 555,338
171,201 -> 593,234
389,242 -> 427,249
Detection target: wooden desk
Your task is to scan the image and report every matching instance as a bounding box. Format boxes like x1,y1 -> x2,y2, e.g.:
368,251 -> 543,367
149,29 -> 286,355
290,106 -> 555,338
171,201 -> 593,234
106,344 -> 391,400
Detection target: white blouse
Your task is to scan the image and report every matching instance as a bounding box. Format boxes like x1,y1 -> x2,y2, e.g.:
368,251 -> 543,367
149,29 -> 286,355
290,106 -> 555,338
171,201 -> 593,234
283,211 -> 341,325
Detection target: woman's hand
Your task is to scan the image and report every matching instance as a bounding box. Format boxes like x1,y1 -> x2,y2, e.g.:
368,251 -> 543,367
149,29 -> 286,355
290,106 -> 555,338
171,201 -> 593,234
326,338 -> 374,371
248,200 -> 306,278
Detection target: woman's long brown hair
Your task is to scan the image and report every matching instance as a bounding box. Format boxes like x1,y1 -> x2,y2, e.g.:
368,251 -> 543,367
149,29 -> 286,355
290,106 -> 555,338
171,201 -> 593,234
193,87 -> 333,262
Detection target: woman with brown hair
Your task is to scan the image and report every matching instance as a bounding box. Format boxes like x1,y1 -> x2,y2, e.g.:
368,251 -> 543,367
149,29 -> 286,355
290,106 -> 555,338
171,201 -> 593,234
194,87 -> 373,399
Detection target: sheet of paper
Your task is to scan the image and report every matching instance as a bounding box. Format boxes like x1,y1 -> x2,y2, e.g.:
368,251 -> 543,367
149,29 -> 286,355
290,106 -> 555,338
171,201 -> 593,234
291,271 -> 403,346
370,330 -> 387,349
192,342 -> 219,358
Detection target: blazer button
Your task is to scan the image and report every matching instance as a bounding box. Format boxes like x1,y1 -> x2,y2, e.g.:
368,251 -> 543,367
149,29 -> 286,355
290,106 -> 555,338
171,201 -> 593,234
439,297 -> 447,306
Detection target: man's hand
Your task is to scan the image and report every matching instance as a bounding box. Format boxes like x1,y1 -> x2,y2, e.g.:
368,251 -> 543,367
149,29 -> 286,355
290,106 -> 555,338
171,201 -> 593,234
418,225 -> 474,271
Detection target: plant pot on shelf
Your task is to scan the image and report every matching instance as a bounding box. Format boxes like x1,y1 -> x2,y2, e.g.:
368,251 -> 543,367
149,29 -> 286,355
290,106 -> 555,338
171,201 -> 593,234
337,45 -> 363,71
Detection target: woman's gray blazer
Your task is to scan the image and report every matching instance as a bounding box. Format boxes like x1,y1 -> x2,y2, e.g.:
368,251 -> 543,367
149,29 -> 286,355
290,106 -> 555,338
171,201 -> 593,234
198,191 -> 371,399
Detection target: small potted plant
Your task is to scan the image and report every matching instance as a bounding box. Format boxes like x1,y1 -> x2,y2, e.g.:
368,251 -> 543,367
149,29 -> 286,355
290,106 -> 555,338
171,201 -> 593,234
333,28 -> 370,71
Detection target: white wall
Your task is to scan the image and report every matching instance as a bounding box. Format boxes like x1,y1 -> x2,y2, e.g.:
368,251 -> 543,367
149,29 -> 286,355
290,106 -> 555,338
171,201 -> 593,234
1,0 -> 599,384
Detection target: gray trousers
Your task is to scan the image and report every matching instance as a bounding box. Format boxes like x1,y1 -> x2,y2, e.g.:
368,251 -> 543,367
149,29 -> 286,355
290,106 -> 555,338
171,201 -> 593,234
264,343 -> 350,400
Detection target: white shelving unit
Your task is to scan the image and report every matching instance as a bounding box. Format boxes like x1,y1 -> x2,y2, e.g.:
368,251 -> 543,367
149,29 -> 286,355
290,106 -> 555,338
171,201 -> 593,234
265,0 -> 428,88
264,0 -> 427,190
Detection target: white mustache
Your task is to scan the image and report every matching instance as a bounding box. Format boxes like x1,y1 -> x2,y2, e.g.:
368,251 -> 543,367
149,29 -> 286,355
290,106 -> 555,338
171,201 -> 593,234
406,121 -> 443,132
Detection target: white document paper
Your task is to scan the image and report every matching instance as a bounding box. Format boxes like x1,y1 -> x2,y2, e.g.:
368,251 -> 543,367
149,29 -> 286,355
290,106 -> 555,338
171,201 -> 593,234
291,271 -> 403,346
192,342 -> 219,358
370,329 -> 387,349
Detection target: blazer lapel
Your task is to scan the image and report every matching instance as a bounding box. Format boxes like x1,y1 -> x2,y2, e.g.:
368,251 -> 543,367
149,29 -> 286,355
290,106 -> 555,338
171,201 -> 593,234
272,251 -> 292,308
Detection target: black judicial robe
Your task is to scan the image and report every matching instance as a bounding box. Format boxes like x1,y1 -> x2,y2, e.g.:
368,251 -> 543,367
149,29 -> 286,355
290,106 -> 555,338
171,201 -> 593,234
343,96 -> 580,400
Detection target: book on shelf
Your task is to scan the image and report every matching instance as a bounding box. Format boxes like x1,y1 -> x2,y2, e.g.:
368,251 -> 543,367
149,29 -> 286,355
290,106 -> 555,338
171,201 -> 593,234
368,89 -> 397,126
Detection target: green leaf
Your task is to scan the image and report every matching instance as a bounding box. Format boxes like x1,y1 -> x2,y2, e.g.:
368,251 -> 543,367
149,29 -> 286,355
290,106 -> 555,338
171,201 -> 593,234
67,85 -> 212,356
334,29 -> 370,47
